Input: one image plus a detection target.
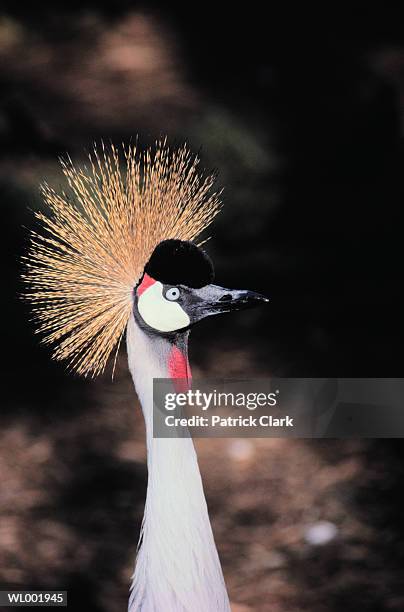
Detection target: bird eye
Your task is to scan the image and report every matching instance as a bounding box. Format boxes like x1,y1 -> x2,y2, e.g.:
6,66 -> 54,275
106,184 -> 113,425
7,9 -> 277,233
165,287 -> 180,301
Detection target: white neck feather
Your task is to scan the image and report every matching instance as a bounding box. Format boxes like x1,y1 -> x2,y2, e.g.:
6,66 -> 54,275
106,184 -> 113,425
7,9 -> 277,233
126,315 -> 231,612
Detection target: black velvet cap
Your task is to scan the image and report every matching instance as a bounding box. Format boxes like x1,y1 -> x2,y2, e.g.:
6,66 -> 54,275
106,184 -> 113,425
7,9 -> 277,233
144,239 -> 214,288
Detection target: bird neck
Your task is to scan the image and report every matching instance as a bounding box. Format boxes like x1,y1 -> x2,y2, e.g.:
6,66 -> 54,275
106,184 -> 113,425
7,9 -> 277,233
126,318 -> 191,433
126,315 -> 230,612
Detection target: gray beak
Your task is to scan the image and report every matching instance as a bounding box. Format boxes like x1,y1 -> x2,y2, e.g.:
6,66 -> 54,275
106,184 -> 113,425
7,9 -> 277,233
191,284 -> 269,321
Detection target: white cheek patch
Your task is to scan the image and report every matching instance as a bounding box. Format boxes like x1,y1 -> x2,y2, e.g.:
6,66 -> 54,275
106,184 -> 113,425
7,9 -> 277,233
137,281 -> 190,332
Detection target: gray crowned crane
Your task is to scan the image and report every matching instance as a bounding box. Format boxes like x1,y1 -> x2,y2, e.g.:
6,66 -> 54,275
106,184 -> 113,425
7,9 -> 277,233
23,141 -> 267,612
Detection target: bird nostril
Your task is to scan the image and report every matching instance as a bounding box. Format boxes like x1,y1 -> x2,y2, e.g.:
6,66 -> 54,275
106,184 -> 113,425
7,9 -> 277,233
219,294 -> 233,302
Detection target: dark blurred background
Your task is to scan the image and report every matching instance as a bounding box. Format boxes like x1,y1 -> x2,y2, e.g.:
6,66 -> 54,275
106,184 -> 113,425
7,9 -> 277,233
1,4 -> 403,611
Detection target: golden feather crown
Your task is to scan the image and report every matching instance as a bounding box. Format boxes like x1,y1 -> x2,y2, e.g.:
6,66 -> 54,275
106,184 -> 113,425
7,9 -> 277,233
22,141 -> 222,377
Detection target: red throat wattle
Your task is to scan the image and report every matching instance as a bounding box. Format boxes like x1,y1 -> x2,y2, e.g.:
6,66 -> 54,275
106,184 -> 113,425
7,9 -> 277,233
168,345 -> 192,392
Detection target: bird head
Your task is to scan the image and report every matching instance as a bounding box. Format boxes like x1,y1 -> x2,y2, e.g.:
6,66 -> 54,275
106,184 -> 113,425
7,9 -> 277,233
23,141 -> 267,376
133,239 -> 268,335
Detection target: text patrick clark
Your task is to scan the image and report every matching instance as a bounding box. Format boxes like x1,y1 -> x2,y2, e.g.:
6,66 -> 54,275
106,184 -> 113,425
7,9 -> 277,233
165,414 -> 294,428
